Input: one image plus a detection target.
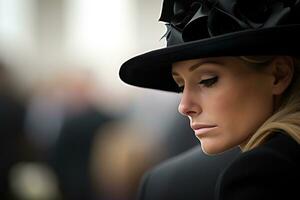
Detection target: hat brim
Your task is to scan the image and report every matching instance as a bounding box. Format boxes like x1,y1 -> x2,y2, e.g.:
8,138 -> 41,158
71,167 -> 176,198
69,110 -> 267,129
119,25 -> 300,93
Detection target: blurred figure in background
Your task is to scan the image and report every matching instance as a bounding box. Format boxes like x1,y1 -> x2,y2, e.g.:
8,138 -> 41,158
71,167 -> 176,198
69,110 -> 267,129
25,78 -> 67,161
37,69 -> 116,200
90,121 -> 160,200
0,61 -> 33,199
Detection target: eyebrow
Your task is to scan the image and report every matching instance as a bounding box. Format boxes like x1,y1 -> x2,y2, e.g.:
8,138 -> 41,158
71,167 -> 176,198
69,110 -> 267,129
172,59 -> 223,76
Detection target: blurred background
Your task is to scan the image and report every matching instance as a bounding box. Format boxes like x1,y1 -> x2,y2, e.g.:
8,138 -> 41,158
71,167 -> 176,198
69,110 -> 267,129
0,0 -> 198,199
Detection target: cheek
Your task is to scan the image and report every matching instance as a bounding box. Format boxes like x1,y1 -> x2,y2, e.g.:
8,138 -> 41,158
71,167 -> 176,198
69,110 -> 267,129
206,80 -> 273,144
241,84 -> 274,133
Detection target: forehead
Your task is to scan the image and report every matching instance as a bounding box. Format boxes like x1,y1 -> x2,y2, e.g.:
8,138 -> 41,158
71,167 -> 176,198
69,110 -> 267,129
172,57 -> 230,74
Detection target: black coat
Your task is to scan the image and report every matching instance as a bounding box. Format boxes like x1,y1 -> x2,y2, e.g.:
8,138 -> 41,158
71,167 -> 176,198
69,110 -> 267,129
137,147 -> 240,200
137,133 -> 299,200
215,133 -> 300,200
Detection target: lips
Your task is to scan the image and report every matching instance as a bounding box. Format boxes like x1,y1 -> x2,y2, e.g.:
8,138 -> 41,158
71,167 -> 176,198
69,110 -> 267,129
191,124 -> 217,130
191,123 -> 217,136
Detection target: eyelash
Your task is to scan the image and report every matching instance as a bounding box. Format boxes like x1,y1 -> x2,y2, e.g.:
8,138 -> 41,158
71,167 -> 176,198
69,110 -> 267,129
177,76 -> 218,93
199,76 -> 218,87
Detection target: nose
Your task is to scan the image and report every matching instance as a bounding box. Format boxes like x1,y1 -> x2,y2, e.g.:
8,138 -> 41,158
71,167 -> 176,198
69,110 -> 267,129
178,88 -> 201,117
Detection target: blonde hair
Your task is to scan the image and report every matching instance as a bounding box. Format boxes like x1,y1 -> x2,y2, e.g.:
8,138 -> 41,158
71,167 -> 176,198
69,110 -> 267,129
239,56 -> 300,151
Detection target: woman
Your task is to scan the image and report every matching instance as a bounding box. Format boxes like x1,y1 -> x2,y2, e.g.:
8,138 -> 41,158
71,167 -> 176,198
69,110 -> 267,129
119,0 -> 300,199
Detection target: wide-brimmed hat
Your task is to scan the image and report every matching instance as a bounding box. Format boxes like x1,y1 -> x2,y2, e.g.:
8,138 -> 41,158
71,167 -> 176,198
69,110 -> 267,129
119,0 -> 300,92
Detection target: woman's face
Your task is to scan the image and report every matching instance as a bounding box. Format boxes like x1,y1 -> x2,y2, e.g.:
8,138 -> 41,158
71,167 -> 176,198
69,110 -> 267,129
172,57 -> 275,154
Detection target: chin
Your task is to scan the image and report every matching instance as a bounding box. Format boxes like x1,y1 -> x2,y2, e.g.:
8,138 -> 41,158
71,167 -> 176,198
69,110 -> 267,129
201,146 -> 224,155
200,140 -> 231,155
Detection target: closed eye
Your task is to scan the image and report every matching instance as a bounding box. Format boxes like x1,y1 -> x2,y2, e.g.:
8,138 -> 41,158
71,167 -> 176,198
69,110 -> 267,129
199,76 -> 218,87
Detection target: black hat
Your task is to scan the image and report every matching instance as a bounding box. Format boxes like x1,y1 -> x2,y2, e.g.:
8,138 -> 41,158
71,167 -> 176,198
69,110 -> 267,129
119,0 -> 300,92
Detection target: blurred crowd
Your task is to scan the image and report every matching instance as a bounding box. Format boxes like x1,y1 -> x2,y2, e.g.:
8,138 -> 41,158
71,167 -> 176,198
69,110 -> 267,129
0,59 -> 198,200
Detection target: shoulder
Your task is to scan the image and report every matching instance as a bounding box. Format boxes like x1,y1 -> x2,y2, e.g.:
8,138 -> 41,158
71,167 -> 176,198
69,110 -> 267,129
224,133 -> 299,172
216,133 -> 300,200
137,147 -> 239,200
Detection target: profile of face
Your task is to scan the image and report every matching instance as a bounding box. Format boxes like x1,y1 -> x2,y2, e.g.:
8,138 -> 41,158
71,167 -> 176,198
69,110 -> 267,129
172,56 -> 293,154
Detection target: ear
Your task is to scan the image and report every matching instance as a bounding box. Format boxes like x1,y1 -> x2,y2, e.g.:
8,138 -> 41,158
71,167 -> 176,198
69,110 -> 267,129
270,56 -> 294,95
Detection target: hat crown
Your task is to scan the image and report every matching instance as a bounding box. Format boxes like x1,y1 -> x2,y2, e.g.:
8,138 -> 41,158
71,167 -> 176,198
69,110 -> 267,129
160,0 -> 300,46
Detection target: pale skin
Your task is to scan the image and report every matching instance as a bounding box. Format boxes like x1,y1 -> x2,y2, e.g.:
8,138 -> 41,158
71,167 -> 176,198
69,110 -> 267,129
172,56 -> 293,155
